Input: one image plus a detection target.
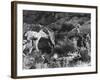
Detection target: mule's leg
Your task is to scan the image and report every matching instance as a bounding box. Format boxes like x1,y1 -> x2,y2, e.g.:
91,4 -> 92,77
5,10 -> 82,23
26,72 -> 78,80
35,38 -> 40,52
29,47 -> 33,54
28,40 -> 34,54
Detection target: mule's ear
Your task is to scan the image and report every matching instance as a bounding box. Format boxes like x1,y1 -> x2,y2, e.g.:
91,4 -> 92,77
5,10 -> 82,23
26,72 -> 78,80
42,27 -> 49,35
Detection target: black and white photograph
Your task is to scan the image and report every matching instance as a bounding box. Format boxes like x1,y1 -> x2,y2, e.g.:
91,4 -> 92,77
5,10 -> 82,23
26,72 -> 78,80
23,10 -> 91,69
11,1 -> 97,78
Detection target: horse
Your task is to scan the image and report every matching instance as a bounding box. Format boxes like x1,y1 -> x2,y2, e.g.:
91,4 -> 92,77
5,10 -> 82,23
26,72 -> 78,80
23,25 -> 55,55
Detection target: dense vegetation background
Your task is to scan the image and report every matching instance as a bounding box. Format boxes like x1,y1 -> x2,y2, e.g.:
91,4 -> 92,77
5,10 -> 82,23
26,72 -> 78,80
23,10 -> 91,69
23,10 -> 91,34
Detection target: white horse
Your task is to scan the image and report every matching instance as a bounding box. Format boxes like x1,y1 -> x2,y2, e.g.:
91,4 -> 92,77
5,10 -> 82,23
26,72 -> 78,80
24,26 -> 55,54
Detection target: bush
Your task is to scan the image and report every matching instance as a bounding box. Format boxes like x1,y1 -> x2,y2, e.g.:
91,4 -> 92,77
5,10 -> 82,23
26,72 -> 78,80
80,50 -> 90,62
